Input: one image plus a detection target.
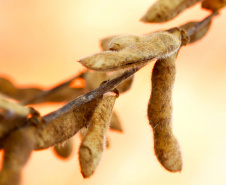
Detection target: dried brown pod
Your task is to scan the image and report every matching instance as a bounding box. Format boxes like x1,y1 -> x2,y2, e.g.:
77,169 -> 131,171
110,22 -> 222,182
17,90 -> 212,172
202,0 -> 226,11
100,33 -> 153,51
109,111 -> 123,132
100,35 -> 119,51
35,96 -> 102,150
0,77 -> 42,101
147,53 -> 183,172
0,114 -> 27,140
0,126 -> 37,185
78,29 -> 182,72
0,107 -> 41,142
53,138 -> 74,159
24,86 -> 84,105
140,0 -> 201,23
22,75 -> 84,105
109,35 -> 146,51
80,127 -> 111,149
0,75 -> 85,105
79,91 -> 117,178
180,21 -> 211,43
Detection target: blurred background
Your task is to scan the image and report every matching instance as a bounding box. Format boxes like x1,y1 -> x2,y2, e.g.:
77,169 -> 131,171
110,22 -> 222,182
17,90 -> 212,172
0,0 -> 226,184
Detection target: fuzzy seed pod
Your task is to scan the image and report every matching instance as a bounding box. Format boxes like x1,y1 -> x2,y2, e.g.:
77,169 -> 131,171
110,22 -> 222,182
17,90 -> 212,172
78,30 -> 182,72
100,33 -> 153,51
0,77 -> 42,101
0,126 -> 36,185
180,21 -> 211,44
35,96 -> 102,150
141,0 -> 201,23
79,91 -> 117,178
109,35 -> 147,51
147,53 -> 183,172
100,35 -> 119,51
53,138 -> 74,159
202,0 -> 226,11
109,111 -> 123,132
80,127 -> 111,149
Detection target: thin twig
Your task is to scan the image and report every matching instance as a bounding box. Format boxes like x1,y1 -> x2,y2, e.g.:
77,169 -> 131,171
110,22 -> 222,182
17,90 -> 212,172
43,65 -> 144,122
186,11 -> 219,37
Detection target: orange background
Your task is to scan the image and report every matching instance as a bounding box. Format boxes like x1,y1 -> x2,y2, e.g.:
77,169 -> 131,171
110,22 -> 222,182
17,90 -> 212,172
0,0 -> 226,185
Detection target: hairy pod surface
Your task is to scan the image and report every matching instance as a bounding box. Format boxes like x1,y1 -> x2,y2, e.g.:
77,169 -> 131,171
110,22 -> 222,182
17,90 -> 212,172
108,32 -> 160,51
100,35 -> 119,51
109,111 -> 123,132
78,30 -> 182,72
80,127 -> 111,149
148,53 -> 183,172
141,0 -> 201,23
0,126 -> 36,185
109,35 -> 147,51
35,96 -> 102,150
202,0 -> 226,11
79,92 -> 117,178
53,138 -> 74,159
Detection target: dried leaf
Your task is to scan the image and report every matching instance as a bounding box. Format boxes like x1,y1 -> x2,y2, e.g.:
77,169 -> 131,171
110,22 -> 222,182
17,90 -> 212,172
53,138 -> 74,159
79,92 -> 117,178
147,53 -> 182,172
141,0 -> 201,23
78,29 -> 183,72
202,0 -> 226,11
